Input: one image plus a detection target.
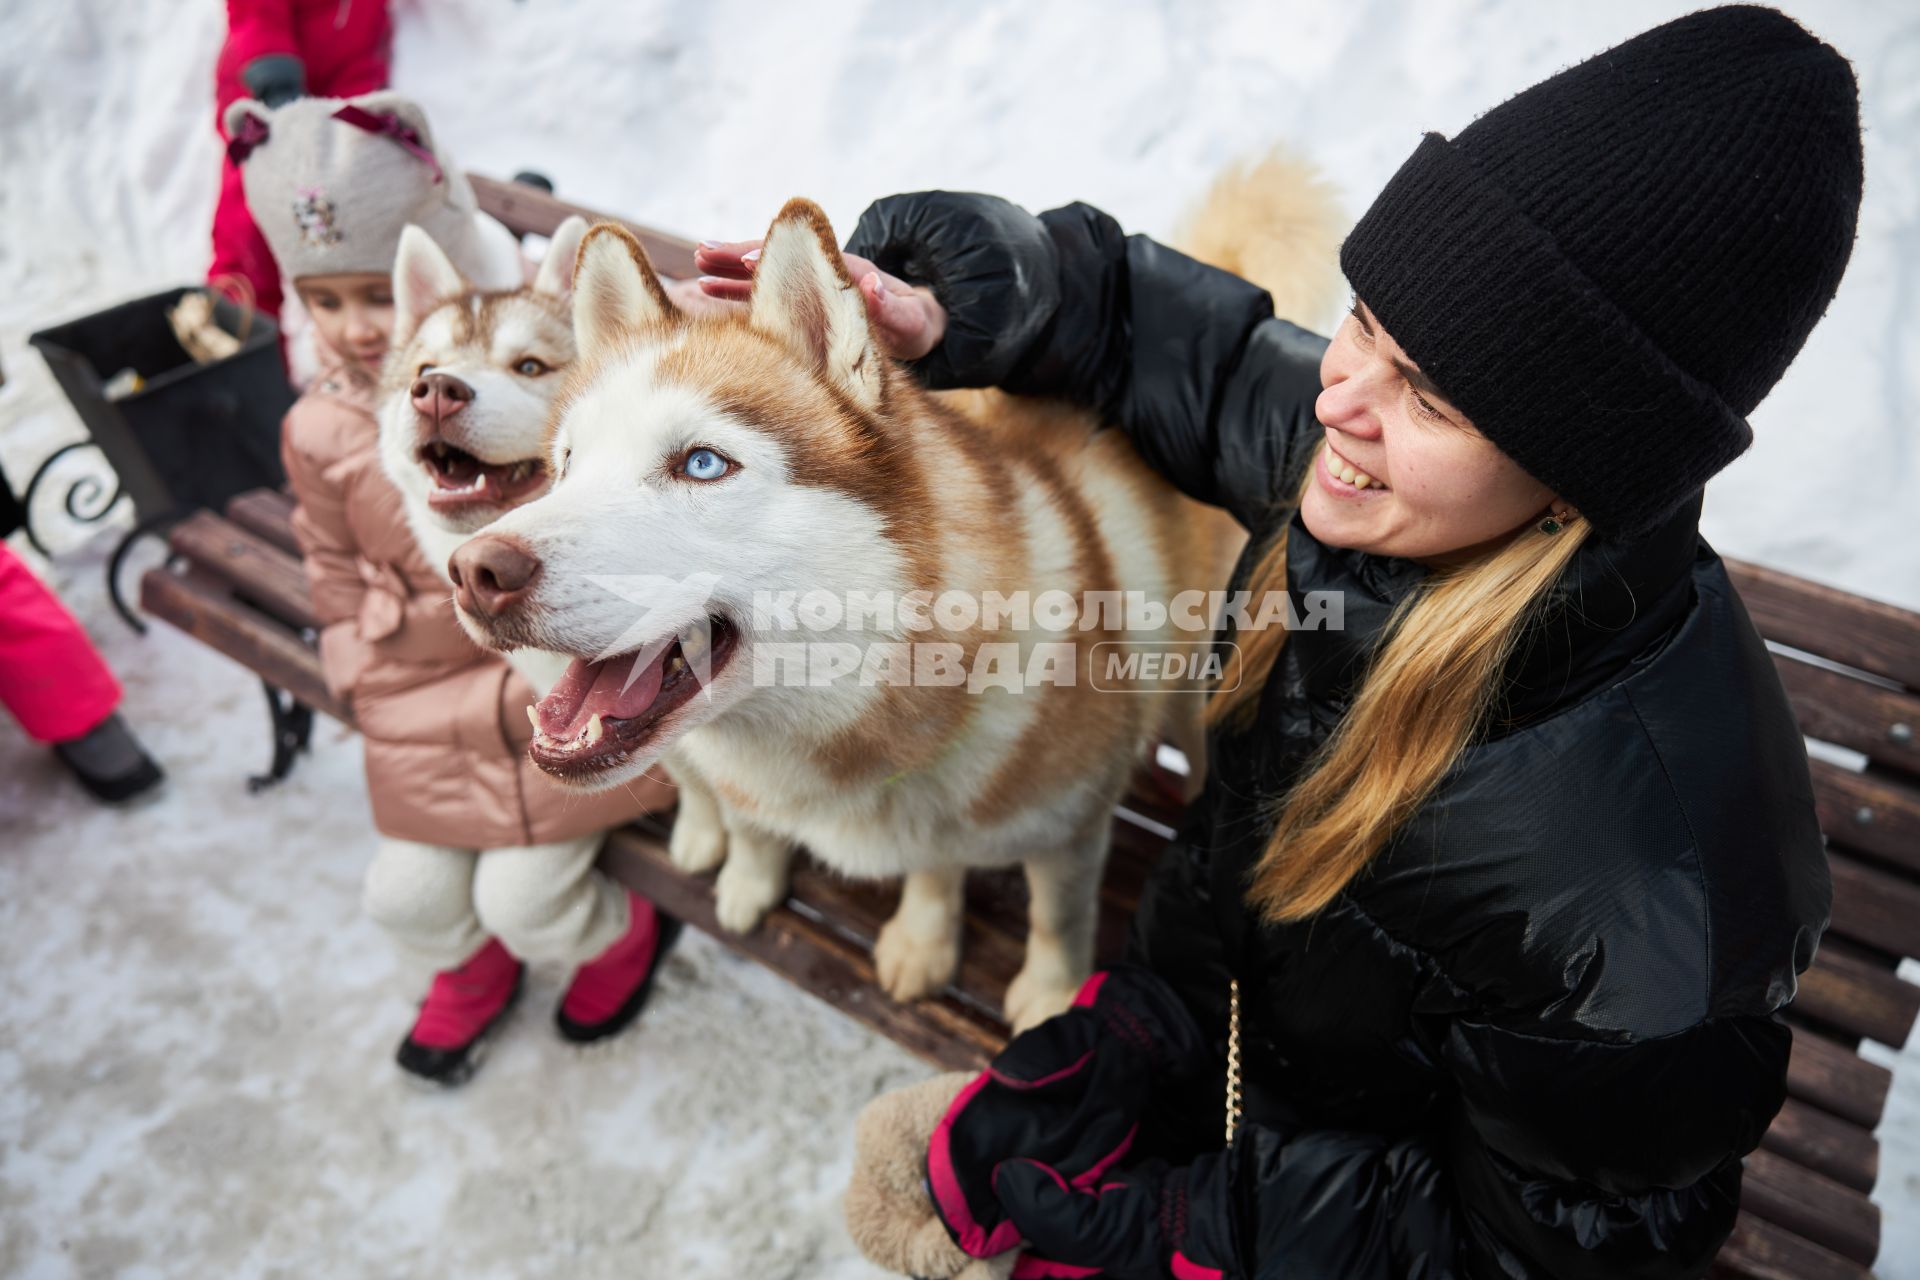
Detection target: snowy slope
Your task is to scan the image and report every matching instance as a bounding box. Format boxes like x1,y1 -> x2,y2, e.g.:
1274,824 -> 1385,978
2,1 -> 1917,1275
5,0 -> 1915,601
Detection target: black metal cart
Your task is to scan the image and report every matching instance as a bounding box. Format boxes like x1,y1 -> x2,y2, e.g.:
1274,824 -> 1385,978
25,286 -> 293,630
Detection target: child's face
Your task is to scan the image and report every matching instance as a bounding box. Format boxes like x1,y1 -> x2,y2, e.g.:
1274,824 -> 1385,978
295,272 -> 395,371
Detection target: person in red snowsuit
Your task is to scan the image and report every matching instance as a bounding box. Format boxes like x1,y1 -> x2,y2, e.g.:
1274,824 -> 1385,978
0,545 -> 163,801
209,0 -> 394,321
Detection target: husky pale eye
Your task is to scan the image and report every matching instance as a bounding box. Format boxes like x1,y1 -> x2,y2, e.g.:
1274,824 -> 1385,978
515,357 -> 550,377
681,448 -> 729,481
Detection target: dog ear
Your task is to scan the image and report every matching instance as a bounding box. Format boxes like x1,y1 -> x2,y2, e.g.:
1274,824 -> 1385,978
748,199 -> 883,411
533,215 -> 590,298
394,224 -> 470,334
572,222 -> 680,360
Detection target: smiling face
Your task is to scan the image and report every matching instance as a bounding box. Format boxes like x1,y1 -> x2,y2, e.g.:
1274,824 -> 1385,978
1302,296 -> 1558,565
295,272 -> 394,370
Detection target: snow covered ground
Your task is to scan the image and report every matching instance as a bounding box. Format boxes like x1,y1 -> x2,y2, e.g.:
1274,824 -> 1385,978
2,0 -> 1916,1275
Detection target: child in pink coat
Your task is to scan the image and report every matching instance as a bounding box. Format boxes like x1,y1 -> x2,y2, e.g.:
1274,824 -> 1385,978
230,90 -> 681,1085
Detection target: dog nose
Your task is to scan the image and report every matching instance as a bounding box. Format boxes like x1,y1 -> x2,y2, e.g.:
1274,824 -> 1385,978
449,534 -> 540,619
411,370 -> 474,422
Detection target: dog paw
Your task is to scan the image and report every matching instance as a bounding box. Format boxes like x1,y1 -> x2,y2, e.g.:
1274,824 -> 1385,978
713,860 -> 785,934
668,812 -> 728,874
1003,957 -> 1084,1034
873,916 -> 961,1003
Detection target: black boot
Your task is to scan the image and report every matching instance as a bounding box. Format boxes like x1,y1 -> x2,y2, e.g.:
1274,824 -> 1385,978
52,712 -> 163,802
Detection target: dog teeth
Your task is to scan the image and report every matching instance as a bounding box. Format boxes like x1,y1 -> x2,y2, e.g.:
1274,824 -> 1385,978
526,704 -> 540,730
679,622 -> 710,665
585,713 -> 605,744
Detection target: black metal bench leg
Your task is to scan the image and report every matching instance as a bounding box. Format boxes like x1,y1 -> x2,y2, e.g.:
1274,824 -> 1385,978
105,513 -> 177,635
248,681 -> 314,792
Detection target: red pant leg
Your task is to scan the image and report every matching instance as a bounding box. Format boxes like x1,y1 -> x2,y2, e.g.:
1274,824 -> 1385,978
0,547 -> 122,743
209,154 -> 285,320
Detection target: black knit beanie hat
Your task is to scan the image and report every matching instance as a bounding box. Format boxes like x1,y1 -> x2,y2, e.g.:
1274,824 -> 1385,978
1338,4 -> 1863,538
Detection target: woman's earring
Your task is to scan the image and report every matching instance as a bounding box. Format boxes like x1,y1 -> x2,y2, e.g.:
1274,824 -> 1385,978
1539,506 -> 1577,534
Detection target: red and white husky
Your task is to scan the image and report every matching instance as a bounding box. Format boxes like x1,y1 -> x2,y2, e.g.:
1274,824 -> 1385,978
372,216 -> 589,692
451,164 -> 1339,1028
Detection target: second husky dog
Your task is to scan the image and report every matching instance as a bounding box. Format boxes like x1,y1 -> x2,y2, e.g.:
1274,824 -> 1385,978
376,216 -> 588,693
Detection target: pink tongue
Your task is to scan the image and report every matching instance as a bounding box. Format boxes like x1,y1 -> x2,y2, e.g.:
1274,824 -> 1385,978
534,649 -> 668,737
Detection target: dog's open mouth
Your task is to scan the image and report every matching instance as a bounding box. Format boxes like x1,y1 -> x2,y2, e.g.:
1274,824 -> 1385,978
527,616 -> 740,780
418,440 -> 549,510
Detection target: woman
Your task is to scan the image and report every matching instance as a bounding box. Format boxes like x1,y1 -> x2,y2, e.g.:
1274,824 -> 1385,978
701,6 -> 1859,1276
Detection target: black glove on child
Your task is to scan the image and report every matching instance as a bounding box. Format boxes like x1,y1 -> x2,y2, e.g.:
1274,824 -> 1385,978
240,54 -> 305,109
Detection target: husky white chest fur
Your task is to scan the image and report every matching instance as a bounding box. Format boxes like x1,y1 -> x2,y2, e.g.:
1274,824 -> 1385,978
448,200 -> 1283,1029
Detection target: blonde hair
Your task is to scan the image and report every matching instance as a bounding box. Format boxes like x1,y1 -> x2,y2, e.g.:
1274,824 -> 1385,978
1207,467 -> 1591,923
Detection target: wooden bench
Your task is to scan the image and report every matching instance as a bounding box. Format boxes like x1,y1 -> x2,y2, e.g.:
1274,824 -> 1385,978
136,179 -> 1916,1279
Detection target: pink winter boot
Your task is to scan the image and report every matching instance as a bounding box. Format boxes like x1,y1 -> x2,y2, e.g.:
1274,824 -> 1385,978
555,889 -> 681,1043
396,937 -> 524,1086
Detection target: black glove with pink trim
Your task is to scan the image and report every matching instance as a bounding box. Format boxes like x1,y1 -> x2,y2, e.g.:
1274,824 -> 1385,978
993,1153 -> 1240,1279
928,967 -> 1211,1262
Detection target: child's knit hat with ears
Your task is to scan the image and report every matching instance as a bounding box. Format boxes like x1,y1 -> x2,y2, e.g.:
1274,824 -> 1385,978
226,90 -> 520,288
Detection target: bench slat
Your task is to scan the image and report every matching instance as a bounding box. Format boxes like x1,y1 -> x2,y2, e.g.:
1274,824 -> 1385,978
1710,1210 -> 1874,1280
793,855 -> 1031,1016
1782,1023 -> 1893,1128
469,175 -> 699,280
225,487 -> 300,557
1793,940 -> 1920,1049
1727,557 -> 1920,692
139,566 -> 348,722
1776,652 -> 1920,776
1827,847 -> 1920,958
1738,1146 -> 1880,1267
1813,758 -> 1920,878
1758,1095 -> 1878,1194
601,824 -> 1001,1071
677,804 -> 1175,1031
168,510 -> 317,632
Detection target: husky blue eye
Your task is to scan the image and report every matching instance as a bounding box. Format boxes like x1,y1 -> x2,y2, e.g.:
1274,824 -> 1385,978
683,448 -> 729,480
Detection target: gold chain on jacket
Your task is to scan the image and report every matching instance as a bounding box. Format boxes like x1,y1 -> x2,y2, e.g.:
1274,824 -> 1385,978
1225,978 -> 1244,1145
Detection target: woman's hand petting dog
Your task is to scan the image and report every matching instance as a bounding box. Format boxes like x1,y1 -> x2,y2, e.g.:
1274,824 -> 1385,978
694,239 -> 948,360
662,274 -> 748,318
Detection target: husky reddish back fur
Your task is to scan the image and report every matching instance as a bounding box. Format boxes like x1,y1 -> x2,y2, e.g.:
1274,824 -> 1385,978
453,167 -> 1340,1028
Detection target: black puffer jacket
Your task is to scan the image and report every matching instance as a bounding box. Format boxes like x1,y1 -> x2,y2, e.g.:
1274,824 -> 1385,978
849,194 -> 1832,1279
